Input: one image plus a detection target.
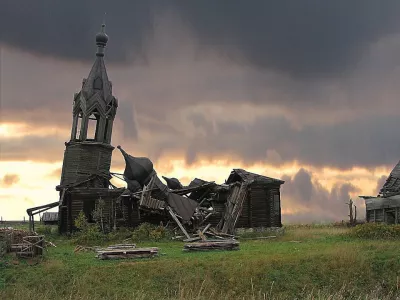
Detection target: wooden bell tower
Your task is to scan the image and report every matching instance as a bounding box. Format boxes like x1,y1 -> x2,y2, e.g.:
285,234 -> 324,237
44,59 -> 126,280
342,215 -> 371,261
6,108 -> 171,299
57,24 -> 118,191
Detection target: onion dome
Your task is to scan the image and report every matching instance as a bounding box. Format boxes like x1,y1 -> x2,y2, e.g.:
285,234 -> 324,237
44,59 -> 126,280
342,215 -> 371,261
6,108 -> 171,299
96,24 -> 108,46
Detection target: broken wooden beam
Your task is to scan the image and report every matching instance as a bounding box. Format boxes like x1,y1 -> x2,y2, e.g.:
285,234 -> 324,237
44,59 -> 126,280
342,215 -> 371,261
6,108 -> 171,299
166,206 -> 191,240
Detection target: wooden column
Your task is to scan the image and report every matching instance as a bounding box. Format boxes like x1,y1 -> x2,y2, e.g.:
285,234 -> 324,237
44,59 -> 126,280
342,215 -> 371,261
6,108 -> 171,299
70,115 -> 78,140
80,114 -> 89,141
105,118 -> 114,144
96,115 -> 106,142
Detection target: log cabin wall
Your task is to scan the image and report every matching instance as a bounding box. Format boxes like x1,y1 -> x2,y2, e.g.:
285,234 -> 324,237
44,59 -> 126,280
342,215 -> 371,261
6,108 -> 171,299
366,207 -> 400,224
120,197 -> 140,228
225,169 -> 284,229
60,142 -> 114,188
60,189 -> 124,233
208,201 -> 226,227
268,186 -> 282,227
363,196 -> 400,224
236,183 -> 282,229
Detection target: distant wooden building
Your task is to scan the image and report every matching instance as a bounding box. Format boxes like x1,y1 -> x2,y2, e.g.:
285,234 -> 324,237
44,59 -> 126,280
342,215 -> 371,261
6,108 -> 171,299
226,169 -> 284,228
360,160 -> 400,224
362,196 -> 400,224
208,169 -> 284,229
56,24 -> 122,233
41,212 -> 58,225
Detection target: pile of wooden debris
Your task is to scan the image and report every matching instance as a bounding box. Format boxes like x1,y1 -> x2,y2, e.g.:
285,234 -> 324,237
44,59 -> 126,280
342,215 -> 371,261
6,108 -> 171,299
179,223 -> 240,252
0,228 -> 47,258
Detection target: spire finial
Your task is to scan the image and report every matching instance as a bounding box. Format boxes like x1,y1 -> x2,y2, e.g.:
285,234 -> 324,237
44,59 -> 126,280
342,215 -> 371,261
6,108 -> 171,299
102,12 -> 106,29
96,17 -> 108,57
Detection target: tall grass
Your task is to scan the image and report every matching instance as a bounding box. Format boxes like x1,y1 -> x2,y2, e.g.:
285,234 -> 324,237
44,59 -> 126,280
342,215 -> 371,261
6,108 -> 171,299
2,279 -> 399,300
349,223 -> 400,239
1,225 -> 400,299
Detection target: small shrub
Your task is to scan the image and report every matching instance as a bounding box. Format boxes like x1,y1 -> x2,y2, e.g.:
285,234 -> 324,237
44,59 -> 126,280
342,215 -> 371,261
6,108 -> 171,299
107,227 -> 133,242
131,223 -> 172,242
35,225 -> 58,236
72,211 -> 104,245
349,223 -> 400,239
74,211 -> 89,231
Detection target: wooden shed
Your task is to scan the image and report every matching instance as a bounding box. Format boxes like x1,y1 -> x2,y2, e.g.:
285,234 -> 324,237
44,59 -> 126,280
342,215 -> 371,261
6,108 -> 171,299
362,196 -> 400,224
41,212 -> 58,225
225,169 -> 284,228
360,159 -> 400,224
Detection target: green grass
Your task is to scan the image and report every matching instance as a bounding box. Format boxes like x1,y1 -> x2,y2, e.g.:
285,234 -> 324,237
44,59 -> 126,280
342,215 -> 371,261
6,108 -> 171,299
1,225 -> 400,299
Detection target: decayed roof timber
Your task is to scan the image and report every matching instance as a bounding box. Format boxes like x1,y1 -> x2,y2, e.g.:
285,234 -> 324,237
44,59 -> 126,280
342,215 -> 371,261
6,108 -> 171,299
226,168 -> 285,185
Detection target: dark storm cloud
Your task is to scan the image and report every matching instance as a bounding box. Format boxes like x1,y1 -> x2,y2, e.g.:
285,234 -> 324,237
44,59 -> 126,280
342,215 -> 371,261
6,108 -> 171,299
117,100 -> 139,140
4,108 -> 400,169
0,0 -> 156,64
1,1 -> 400,77
178,113 -> 400,169
281,168 -> 362,222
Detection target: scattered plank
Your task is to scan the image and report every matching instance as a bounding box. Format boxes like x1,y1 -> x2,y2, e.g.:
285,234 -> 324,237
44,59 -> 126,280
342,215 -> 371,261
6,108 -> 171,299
183,237 -> 202,242
183,240 -> 239,252
96,247 -> 159,260
238,236 -> 277,240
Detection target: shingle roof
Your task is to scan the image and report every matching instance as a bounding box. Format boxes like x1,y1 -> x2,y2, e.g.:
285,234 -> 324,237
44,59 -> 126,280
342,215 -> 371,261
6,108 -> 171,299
42,212 -> 58,222
226,169 -> 284,185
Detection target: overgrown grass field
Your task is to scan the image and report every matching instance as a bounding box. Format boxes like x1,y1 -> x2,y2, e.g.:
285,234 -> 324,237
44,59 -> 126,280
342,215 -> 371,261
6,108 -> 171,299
1,224 -> 400,299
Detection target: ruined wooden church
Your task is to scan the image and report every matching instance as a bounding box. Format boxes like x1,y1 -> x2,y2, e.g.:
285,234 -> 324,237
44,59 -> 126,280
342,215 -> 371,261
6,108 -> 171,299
27,24 -> 284,234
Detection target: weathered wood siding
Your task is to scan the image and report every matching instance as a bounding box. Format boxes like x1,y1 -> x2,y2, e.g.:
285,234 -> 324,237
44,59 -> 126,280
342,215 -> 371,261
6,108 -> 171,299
60,142 -> 114,188
61,189 -> 124,233
208,202 -> 225,227
366,207 -> 399,224
120,198 -> 141,228
236,184 -> 282,228
268,186 -> 282,227
247,186 -> 270,227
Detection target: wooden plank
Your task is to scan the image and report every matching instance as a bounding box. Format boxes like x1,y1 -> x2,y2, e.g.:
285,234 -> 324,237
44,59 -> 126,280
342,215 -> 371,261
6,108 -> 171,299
167,206 -> 191,239
202,223 -> 212,234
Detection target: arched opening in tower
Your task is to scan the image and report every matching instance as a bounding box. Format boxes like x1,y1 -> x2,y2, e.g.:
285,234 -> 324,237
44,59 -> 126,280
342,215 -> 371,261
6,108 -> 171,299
87,112 -> 99,141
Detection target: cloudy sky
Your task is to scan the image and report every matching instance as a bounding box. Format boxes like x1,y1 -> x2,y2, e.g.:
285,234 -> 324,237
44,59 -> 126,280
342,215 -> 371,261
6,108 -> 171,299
1,0 -> 400,222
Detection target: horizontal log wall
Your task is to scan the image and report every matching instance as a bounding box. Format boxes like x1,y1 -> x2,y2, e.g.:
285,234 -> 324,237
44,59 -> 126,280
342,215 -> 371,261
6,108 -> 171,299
120,198 -> 140,228
251,186 -> 270,227
209,202 -> 226,227
367,207 -> 400,224
60,142 -> 113,188
61,189 -> 124,233
269,187 -> 282,227
236,183 -> 282,229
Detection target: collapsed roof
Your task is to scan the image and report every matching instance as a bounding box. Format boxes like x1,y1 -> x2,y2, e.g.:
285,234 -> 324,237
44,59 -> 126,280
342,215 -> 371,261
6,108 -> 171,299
114,146 -> 284,236
380,160 -> 400,197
